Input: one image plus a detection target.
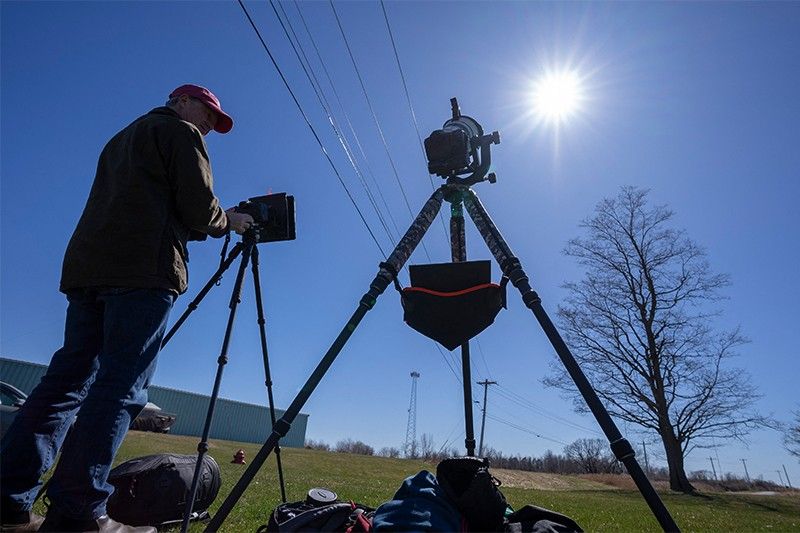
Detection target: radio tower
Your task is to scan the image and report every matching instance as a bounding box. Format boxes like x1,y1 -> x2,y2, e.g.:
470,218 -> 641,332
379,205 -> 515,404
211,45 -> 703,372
404,371 -> 420,458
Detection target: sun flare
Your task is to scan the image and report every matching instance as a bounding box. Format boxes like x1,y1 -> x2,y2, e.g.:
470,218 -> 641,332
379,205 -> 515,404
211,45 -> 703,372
531,70 -> 583,123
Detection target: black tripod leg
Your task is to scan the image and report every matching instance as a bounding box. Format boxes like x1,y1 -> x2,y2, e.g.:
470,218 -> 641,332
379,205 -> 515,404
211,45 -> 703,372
250,246 -> 287,503
180,240 -> 255,533
205,187 -> 446,532
463,191 -> 680,532
450,200 -> 476,456
161,242 -> 245,348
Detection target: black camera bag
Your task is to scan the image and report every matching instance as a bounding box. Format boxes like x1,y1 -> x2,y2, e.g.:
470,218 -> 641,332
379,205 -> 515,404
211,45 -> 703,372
436,456 -> 508,532
107,453 -> 221,527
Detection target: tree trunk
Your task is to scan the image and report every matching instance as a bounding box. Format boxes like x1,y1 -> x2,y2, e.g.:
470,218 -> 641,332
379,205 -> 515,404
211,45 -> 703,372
660,428 -> 695,493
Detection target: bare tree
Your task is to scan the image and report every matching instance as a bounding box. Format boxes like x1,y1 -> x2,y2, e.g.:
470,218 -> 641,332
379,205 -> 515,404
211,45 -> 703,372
785,408 -> 800,460
563,438 -> 618,474
378,446 -> 402,458
305,439 -> 330,451
546,186 -> 765,493
405,438 -> 419,459
335,438 -> 374,456
418,433 -> 435,460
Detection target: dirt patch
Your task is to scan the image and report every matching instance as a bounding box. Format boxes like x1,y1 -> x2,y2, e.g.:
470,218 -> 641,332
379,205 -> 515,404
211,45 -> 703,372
577,473 -> 718,493
491,469 -> 616,491
493,471 -> 727,493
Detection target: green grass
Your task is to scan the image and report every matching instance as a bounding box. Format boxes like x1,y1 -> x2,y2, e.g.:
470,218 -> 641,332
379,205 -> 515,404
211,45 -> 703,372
34,431 -> 800,532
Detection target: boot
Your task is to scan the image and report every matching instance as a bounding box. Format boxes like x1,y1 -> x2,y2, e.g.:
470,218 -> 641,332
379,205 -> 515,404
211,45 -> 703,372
0,510 -> 45,532
38,513 -> 155,533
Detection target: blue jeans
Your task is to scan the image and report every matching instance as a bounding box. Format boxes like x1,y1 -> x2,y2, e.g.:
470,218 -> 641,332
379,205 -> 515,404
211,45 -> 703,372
0,287 -> 175,519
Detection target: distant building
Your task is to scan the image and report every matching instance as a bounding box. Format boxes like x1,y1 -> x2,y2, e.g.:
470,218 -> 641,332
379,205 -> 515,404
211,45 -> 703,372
0,357 -> 307,447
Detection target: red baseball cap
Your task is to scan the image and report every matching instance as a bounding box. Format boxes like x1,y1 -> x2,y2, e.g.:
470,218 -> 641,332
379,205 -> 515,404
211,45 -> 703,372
169,84 -> 234,134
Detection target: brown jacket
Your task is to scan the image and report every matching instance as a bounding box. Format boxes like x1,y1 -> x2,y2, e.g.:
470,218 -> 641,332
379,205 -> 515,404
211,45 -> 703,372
60,107 -> 228,294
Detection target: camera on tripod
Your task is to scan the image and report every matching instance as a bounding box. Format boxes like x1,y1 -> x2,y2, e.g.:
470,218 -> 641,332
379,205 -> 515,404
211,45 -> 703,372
234,192 -> 296,243
424,98 -> 500,185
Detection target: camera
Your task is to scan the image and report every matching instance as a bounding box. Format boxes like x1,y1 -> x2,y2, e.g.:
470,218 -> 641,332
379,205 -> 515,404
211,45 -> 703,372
235,192 -> 296,243
424,98 -> 500,185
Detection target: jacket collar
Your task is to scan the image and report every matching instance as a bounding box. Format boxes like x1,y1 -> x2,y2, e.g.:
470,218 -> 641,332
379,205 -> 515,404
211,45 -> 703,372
148,106 -> 181,119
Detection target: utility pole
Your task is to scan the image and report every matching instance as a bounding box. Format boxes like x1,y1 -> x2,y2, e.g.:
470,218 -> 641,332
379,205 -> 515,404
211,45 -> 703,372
741,459 -> 751,483
777,470 -> 785,487
642,441 -> 650,476
782,464 -> 793,489
708,457 -> 718,481
476,379 -> 497,456
404,372 -> 420,458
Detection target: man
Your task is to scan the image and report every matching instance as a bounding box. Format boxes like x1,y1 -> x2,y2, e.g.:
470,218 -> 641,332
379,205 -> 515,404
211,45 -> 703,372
0,85 -> 253,532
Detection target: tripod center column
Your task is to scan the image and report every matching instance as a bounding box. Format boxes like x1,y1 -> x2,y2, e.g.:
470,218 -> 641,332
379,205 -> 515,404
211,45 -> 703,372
446,185 -> 476,456
449,191 -> 467,263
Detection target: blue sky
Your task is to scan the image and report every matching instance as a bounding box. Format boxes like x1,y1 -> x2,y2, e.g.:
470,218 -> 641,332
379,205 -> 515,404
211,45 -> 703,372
2,1 -> 798,487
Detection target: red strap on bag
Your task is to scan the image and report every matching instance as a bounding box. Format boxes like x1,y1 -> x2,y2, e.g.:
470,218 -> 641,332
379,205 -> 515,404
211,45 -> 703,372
402,283 -> 499,298
346,501 -> 372,532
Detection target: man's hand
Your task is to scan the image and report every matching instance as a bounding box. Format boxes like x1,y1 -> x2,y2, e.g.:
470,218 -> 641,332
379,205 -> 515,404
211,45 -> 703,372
226,208 -> 255,235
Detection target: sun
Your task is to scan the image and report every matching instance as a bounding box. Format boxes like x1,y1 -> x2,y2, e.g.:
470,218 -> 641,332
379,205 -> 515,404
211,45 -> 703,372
531,70 -> 584,123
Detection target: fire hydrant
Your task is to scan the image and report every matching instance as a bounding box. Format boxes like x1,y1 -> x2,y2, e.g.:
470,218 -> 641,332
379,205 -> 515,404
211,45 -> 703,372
232,449 -> 246,464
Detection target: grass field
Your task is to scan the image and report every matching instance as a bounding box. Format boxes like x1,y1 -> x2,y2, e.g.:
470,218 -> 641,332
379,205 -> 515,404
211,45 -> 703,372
33,431 -> 800,532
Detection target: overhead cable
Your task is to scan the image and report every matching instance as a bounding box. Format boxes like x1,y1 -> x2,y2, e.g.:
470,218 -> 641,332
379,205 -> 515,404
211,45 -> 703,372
286,1 -> 468,392
475,339 -> 493,381
437,420 -> 465,455
267,0 -> 397,245
328,0 -> 433,263
486,413 -> 567,446
494,385 -> 602,436
236,0 -> 387,257
379,0 -> 450,242
290,0 -> 403,241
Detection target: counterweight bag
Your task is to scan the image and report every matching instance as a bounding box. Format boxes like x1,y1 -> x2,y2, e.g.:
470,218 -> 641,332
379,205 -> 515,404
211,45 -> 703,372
401,261 -> 506,350
107,453 -> 221,527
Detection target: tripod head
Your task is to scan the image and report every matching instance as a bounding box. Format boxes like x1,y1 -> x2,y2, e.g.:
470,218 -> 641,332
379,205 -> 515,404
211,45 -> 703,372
424,98 -> 500,187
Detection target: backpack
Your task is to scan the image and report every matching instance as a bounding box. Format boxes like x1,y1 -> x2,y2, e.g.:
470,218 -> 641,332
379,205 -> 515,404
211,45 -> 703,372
436,457 -> 508,532
263,488 -> 374,532
106,453 -> 221,527
436,458 -> 583,533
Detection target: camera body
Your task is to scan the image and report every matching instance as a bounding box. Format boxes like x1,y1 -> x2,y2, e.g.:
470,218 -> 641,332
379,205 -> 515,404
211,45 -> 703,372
424,127 -> 473,177
424,98 -> 499,185
235,192 -> 296,243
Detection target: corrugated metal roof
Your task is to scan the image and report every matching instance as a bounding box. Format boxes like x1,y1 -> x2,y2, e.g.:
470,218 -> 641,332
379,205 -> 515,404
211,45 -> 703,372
0,357 -> 307,447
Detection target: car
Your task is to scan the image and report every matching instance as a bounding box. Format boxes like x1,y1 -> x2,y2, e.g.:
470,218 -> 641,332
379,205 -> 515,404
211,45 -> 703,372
0,381 -> 27,439
130,402 -> 176,433
0,382 -> 175,436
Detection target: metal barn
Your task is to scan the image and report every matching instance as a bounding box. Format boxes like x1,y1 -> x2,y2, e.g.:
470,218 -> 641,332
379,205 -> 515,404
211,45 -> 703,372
0,357 -> 307,447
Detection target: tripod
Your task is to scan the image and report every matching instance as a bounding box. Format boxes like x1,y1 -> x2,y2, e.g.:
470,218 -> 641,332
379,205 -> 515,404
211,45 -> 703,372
204,182 -> 680,532
159,230 -> 287,533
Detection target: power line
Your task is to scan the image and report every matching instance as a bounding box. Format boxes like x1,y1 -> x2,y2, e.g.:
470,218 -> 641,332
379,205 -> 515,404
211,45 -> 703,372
474,339 -> 493,381
328,0 -> 433,263
379,0 -> 449,242
267,0 -> 397,246
290,0 -> 404,241
236,0 -> 387,258
486,413 -> 567,446
437,420 -> 464,455
494,385 -> 602,436
286,1 -> 474,394
433,341 -> 462,386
